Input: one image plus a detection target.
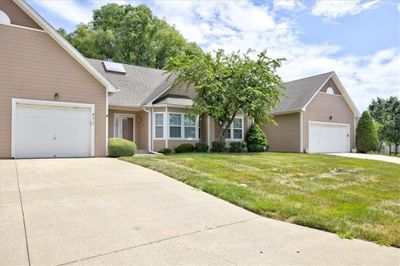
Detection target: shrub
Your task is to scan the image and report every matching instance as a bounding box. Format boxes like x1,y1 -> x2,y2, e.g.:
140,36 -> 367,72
158,148 -> 172,155
108,138 -> 136,157
246,123 -> 268,152
356,111 -> 379,153
195,142 -> 209,153
229,142 -> 247,153
247,144 -> 268,152
175,143 -> 194,153
210,141 -> 226,152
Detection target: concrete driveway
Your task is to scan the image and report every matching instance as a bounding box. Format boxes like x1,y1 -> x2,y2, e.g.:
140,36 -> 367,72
1,158 -> 398,265
328,153 -> 400,164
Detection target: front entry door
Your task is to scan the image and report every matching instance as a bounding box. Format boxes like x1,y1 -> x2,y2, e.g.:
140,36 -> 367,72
114,114 -> 135,141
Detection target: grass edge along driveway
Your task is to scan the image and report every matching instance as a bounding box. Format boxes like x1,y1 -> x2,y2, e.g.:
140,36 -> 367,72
121,153 -> 400,247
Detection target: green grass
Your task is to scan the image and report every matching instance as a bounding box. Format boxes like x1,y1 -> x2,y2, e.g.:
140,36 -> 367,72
121,153 -> 400,247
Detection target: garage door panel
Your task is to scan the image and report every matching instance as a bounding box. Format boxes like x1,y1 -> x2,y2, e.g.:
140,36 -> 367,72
14,102 -> 93,158
309,122 -> 349,153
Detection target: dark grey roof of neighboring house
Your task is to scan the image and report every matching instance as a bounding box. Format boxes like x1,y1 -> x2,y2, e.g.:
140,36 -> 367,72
87,58 -> 175,107
274,71 -> 334,113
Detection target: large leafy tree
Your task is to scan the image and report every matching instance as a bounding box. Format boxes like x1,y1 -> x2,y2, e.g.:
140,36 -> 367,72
58,4 -> 203,69
165,49 -> 284,141
368,96 -> 400,155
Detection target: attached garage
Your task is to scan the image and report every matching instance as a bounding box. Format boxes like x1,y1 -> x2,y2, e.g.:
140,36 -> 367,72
308,121 -> 350,153
12,99 -> 94,159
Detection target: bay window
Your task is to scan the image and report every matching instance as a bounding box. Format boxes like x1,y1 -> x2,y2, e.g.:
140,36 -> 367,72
224,117 -> 243,140
154,113 -> 164,138
169,113 -> 182,138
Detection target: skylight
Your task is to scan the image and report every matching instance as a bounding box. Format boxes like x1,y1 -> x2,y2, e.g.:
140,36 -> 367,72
103,61 -> 126,74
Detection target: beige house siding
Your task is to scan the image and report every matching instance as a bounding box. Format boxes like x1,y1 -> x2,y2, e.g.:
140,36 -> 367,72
160,82 -> 196,99
263,113 -> 301,152
0,1 -> 42,29
303,92 -> 355,151
0,24 -> 107,158
108,109 -> 149,150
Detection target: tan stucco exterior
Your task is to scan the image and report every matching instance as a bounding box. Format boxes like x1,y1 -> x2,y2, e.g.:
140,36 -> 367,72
0,24 -> 107,158
0,1 -> 42,29
263,113 -> 301,152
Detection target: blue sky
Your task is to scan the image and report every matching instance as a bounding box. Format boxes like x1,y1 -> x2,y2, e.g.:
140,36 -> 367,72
27,0 -> 400,111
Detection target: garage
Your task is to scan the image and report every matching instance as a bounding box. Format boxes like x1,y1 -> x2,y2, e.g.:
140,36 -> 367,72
12,99 -> 94,159
308,121 -> 350,153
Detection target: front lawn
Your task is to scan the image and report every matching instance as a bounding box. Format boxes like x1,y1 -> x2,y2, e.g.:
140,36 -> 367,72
121,153 -> 400,247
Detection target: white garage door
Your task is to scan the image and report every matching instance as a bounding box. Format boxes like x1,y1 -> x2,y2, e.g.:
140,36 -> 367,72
13,100 -> 94,158
308,121 -> 350,153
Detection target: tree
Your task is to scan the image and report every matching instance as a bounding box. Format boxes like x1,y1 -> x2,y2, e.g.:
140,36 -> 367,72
165,49 -> 284,141
60,4 -> 203,69
246,123 -> 268,152
356,111 -> 379,153
368,97 -> 400,155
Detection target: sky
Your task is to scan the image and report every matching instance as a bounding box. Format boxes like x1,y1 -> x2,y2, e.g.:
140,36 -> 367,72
27,0 -> 400,111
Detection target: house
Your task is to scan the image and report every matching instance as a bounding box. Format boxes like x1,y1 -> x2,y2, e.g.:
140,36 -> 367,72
0,0 -> 359,159
264,72 -> 360,153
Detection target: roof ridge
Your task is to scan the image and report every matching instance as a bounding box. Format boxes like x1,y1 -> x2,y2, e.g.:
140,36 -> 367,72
86,58 -> 167,73
284,71 -> 334,84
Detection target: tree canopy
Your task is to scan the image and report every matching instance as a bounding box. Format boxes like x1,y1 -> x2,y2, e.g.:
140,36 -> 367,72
165,49 -> 284,140
58,4 -> 203,69
368,96 -> 400,154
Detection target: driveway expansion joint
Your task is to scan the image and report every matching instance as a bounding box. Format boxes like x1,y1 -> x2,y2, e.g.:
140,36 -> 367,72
14,160 -> 31,266
57,217 -> 261,265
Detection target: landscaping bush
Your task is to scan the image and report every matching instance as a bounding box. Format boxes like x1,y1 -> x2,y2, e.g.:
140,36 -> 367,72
229,142 -> 247,153
195,142 -> 209,152
246,123 -> 268,152
158,148 -> 172,155
356,111 -> 379,153
210,141 -> 226,152
175,143 -> 194,153
108,138 -> 136,157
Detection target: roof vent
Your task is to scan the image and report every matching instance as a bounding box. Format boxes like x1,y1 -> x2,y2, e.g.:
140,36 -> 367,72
102,61 -> 126,74
0,11 -> 11,25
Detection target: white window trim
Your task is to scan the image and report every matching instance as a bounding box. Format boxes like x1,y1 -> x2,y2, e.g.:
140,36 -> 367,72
224,116 -> 244,141
153,112 -> 165,140
113,113 -> 135,142
168,112 -> 199,140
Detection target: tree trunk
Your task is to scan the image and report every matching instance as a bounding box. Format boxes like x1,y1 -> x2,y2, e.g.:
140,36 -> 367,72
395,144 -> 399,156
379,142 -> 383,154
389,144 -> 392,155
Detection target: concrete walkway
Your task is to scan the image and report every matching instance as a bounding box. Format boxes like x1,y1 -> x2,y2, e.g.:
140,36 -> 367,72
329,152 -> 400,164
1,158 -> 398,265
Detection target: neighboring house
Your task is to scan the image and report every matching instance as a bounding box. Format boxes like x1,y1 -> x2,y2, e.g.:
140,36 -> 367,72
0,0 -> 359,159
264,72 -> 360,153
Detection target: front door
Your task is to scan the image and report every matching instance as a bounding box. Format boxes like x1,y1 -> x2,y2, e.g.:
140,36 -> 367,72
114,114 -> 135,141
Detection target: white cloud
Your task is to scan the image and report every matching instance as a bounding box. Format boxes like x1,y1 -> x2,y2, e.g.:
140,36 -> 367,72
33,0 -> 93,24
273,0 -> 305,11
311,0 -> 382,20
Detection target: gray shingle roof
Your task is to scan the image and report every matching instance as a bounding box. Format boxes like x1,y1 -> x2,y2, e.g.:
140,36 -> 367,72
87,59 -> 175,107
88,58 -> 334,112
274,71 -> 333,113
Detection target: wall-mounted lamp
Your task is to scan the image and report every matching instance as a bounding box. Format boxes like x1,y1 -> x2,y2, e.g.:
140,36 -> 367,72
329,115 -> 333,120
138,116 -> 142,123
54,93 -> 59,100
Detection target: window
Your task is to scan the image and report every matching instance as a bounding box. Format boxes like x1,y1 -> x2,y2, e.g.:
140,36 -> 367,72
184,115 -> 196,138
326,87 -> 334,95
155,113 -> 164,138
169,114 -> 182,138
224,117 -> 243,140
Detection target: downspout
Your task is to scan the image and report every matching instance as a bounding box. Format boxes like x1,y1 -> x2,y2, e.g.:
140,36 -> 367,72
105,92 -> 109,157
300,111 -> 304,153
207,116 -> 211,149
143,107 -> 153,152
165,106 -> 168,149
